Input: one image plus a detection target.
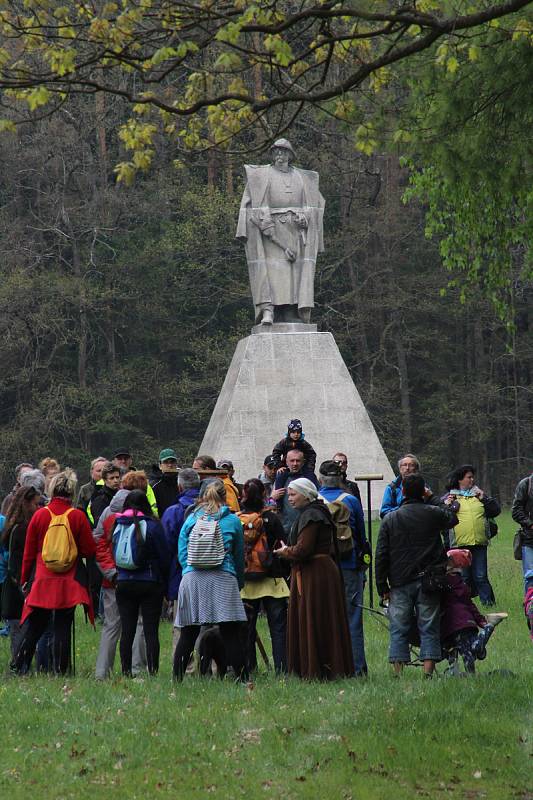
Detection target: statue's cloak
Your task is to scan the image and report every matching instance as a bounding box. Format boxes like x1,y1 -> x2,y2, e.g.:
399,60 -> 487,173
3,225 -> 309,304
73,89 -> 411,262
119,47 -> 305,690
236,165 -> 324,321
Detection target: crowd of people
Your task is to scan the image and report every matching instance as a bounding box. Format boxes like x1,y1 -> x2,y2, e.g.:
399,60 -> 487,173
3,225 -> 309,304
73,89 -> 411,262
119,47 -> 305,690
0,419 -> 531,682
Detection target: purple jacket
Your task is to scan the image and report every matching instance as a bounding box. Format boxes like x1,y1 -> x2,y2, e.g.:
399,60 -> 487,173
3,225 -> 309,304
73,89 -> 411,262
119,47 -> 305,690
161,488 -> 199,600
440,572 -> 486,641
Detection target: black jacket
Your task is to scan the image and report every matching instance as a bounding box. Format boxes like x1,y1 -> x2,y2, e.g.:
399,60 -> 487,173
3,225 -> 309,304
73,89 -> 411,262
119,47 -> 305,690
272,437 -> 316,470
89,485 -> 118,528
150,466 -> 179,517
1,521 -> 28,619
342,477 -> 361,504
511,475 -> 533,545
375,497 -> 458,596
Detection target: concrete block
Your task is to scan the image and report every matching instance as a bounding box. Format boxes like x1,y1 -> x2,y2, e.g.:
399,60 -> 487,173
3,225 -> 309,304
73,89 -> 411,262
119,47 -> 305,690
200,330 -> 394,514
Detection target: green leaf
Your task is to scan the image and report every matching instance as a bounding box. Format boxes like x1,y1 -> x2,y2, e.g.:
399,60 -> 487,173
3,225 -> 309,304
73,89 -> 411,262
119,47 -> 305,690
27,86 -> 51,111
0,118 -> 16,133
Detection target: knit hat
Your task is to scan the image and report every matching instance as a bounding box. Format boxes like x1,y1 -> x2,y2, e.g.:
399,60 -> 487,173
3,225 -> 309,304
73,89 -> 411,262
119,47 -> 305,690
288,477 -> 318,502
447,549 -> 472,568
288,419 -> 302,433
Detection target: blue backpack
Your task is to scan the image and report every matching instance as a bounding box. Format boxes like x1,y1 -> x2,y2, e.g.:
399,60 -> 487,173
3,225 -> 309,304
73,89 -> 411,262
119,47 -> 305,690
112,517 -> 148,570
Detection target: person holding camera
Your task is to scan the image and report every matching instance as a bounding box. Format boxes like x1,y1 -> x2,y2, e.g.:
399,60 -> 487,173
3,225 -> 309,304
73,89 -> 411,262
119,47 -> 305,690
443,465 -> 500,607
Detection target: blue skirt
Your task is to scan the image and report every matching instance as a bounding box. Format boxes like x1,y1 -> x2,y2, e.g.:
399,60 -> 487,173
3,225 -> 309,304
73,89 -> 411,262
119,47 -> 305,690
175,570 -> 247,627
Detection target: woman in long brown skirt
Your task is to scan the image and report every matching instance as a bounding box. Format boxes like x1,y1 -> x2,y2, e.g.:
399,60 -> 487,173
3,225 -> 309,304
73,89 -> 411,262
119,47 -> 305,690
274,478 -> 354,680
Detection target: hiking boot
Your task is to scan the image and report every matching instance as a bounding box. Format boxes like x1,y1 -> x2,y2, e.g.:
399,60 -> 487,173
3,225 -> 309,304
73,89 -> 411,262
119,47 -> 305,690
485,612 -> 508,627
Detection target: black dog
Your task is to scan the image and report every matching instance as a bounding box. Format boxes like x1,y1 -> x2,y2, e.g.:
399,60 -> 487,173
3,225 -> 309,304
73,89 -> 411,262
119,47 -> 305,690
197,625 -> 227,678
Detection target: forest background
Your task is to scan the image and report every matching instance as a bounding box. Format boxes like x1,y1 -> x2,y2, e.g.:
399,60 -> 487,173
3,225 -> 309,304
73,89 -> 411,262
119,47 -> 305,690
0,1 -> 531,501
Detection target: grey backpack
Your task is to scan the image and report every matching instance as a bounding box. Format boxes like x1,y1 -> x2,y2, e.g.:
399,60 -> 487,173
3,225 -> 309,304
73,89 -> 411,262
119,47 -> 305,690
187,515 -> 225,569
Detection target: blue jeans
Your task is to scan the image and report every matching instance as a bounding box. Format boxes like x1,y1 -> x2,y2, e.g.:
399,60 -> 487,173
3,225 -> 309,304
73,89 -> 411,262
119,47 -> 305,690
522,544 -> 533,592
342,568 -> 367,674
461,545 -> 495,606
388,579 -> 441,662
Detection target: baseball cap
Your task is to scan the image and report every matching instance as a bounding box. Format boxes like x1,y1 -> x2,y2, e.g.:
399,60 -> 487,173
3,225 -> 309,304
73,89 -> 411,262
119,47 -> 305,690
217,459 -> 233,469
264,455 -> 277,467
113,448 -> 131,459
159,448 -> 178,462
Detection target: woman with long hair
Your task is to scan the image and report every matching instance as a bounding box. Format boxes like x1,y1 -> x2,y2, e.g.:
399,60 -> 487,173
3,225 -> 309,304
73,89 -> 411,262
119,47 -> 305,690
1,486 -> 42,657
11,470 -> 96,675
443,465 -> 500,606
274,478 -> 354,680
173,479 -> 248,681
238,478 -> 289,674
113,490 -> 170,676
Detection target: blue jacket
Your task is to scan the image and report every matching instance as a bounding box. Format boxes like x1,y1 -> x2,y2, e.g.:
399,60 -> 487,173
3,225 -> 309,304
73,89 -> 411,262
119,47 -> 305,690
179,505 -> 245,589
115,514 -> 171,588
380,476 -> 403,519
161,488 -> 200,600
319,487 -> 367,569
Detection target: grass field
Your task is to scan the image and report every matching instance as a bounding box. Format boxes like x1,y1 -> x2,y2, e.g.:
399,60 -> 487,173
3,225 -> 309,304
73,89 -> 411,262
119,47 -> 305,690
0,510 -> 531,800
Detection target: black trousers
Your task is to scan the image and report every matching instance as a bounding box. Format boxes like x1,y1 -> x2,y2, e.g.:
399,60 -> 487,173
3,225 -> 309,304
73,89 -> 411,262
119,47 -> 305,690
12,607 -> 75,675
173,623 -> 248,681
115,581 -> 164,675
86,555 -> 103,618
244,597 -> 288,674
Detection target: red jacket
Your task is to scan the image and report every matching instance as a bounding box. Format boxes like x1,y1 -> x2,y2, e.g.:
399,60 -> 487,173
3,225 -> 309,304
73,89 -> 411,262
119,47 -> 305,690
95,513 -> 118,589
21,497 -> 97,623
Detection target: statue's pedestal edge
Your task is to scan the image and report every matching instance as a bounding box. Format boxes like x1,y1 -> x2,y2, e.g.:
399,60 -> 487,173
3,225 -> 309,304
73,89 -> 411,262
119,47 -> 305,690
251,322 -> 317,334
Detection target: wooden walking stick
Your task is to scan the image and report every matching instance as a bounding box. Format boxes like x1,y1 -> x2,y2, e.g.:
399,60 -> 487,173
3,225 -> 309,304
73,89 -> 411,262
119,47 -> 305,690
255,631 -> 270,669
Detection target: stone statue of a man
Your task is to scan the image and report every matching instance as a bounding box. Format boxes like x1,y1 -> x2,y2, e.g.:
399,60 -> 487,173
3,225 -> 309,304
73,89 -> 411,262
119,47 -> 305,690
236,139 -> 325,326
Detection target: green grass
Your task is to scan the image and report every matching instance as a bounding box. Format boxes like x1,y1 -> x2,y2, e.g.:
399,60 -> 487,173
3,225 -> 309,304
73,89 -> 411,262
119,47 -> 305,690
1,510 -> 531,799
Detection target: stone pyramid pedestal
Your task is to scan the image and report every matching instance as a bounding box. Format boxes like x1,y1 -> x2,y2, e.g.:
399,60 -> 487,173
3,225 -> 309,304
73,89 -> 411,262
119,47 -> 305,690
200,325 -> 394,513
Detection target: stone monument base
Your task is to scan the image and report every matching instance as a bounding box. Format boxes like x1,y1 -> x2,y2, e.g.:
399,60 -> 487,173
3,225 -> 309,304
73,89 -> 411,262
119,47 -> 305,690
200,327 -> 394,512
251,322 -> 317,334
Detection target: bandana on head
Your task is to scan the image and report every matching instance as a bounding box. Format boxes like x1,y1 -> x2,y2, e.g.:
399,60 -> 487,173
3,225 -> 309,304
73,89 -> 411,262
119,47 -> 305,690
289,477 -> 317,502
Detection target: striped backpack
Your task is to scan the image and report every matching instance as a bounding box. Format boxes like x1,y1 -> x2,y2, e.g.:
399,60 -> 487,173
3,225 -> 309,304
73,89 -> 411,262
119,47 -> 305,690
187,515 -> 225,569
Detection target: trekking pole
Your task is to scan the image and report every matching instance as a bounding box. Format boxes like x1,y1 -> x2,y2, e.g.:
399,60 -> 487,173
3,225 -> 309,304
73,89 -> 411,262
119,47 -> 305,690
353,474 -> 383,609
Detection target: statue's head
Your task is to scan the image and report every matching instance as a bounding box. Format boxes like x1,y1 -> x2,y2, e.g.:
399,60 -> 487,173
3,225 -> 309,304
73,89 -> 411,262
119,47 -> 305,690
270,138 -> 295,167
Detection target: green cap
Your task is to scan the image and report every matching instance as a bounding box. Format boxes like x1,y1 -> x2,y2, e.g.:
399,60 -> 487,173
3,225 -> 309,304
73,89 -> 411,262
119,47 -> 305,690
159,448 -> 178,462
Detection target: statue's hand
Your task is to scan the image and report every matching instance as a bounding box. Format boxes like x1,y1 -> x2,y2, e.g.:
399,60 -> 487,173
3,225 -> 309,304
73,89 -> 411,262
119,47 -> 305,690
285,247 -> 296,262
